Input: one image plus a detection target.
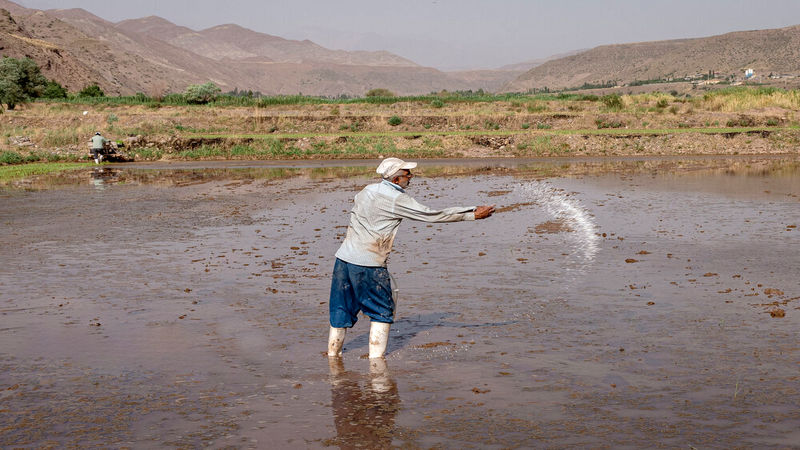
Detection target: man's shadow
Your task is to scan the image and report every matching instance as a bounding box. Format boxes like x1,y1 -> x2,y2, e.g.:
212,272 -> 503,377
327,357 -> 399,448
344,312 -> 516,355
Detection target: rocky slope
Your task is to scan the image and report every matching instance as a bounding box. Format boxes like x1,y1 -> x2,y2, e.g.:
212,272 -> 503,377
118,18 -> 419,67
505,25 -> 800,92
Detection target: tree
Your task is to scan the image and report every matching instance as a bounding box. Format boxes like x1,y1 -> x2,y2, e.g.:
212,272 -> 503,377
184,82 -> 221,104
78,84 -> 105,97
0,57 -> 48,109
0,78 -> 24,110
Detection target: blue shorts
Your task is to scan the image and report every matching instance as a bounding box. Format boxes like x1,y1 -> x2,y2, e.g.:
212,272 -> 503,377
329,258 -> 394,328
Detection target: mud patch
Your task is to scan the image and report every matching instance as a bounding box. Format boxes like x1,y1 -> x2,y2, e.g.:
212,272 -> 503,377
486,190 -> 512,197
533,219 -> 575,234
495,202 -> 534,213
414,342 -> 455,349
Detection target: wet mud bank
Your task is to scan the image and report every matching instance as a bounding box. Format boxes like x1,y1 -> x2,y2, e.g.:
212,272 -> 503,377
1,157 -> 799,447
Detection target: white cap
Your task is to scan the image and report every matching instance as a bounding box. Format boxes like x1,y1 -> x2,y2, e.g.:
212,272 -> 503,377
376,157 -> 417,179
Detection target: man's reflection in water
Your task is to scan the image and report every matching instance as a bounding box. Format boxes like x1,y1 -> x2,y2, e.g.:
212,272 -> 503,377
328,357 -> 399,448
90,168 -> 119,191
90,168 -> 107,191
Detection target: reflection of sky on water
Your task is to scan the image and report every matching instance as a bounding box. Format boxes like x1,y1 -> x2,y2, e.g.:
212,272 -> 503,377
518,181 -> 600,269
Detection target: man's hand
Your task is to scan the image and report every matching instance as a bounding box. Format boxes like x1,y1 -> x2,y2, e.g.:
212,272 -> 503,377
474,205 -> 495,220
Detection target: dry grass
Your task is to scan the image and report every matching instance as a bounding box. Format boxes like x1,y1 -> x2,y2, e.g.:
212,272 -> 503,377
701,88 -> 800,112
2,88 -> 799,162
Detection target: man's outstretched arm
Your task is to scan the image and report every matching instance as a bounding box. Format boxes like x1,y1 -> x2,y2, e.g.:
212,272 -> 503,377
392,194 -> 495,222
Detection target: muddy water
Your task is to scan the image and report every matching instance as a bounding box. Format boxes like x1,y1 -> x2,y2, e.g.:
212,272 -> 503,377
1,157 -> 799,448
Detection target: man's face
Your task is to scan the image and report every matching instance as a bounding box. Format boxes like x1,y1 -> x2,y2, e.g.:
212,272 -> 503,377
393,170 -> 413,189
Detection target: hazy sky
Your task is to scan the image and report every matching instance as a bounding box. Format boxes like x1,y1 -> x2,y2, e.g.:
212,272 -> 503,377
15,0 -> 800,70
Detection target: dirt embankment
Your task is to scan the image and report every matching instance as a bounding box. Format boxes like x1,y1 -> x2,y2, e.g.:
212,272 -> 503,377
118,129 -> 797,160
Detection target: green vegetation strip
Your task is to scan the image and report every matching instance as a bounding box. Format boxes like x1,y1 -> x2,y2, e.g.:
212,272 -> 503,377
0,162 -> 92,184
39,92 -> 562,107
192,126 -> 792,140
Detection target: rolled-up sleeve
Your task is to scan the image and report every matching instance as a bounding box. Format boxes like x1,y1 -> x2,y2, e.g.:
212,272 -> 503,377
392,194 -> 476,222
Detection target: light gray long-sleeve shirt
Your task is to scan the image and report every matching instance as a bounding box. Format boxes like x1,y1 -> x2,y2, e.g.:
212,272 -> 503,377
335,180 -> 476,267
90,135 -> 107,149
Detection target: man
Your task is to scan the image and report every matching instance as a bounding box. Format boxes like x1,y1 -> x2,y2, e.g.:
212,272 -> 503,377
327,157 -> 495,359
89,132 -> 108,164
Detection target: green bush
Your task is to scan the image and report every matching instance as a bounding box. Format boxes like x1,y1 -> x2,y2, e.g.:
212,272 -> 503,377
387,115 -> 402,126
41,80 -> 68,99
595,118 -> 624,129
521,123 -> 530,129
431,99 -> 444,108
366,88 -> 395,98
656,98 -> 669,108
601,94 -> 623,110
0,150 -> 23,164
726,116 -> 756,127
78,84 -> 105,97
184,82 -> 221,104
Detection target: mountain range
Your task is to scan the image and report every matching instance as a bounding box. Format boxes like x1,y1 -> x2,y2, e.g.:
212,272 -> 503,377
504,25 -> 800,92
0,0 -> 522,96
1,0 -> 799,97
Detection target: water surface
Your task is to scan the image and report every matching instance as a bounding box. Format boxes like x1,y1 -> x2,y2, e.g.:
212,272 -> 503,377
1,157 -> 799,447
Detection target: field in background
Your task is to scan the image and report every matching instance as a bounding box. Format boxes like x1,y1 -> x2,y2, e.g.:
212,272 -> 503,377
1,87 -> 799,167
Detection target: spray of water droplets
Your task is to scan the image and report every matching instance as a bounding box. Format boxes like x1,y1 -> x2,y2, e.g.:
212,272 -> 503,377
517,181 -> 600,269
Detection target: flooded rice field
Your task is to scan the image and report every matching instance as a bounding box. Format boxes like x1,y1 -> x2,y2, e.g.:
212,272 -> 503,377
1,157 -> 799,448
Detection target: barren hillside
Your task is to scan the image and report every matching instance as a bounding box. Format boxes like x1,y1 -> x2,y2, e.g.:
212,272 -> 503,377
505,25 -> 800,92
34,8 -> 238,95
117,16 -> 262,61
0,8 -> 103,93
0,0 -> 510,96
117,17 -> 419,67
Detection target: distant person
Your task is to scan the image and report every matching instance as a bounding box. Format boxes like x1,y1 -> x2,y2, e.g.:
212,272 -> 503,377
327,157 -> 496,359
90,132 -> 108,164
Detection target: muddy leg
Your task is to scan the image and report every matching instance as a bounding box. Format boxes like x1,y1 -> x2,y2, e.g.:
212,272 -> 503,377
368,321 -> 391,359
327,327 -> 346,357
